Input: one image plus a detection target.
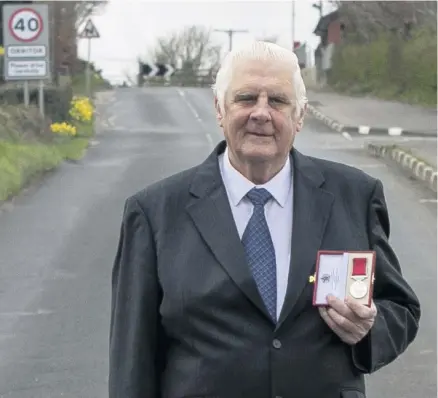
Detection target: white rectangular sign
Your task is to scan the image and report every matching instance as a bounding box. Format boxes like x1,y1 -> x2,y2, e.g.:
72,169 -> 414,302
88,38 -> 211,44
7,60 -> 47,78
7,45 -> 46,58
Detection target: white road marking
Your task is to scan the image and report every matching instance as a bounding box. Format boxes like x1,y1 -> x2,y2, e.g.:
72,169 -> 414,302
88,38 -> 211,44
388,127 -> 403,136
205,133 -> 214,147
342,131 -> 353,141
358,126 -> 370,135
176,87 -> 213,149
177,88 -> 201,120
419,199 -> 437,203
351,164 -> 387,169
0,309 -> 53,317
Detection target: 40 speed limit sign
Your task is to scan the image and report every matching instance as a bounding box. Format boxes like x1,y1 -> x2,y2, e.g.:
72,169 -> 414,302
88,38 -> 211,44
2,3 -> 51,80
9,8 -> 44,42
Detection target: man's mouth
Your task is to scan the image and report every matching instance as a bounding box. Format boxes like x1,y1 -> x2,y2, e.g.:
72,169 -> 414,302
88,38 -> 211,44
247,131 -> 272,137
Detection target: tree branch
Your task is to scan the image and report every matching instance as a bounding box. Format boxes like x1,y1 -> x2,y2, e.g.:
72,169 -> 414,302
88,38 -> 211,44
75,0 -> 107,29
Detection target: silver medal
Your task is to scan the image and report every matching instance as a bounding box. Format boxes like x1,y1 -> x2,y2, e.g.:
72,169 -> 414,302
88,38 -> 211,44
350,280 -> 368,299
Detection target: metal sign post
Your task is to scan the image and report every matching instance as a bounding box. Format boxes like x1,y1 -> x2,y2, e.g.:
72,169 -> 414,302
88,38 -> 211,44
78,18 -> 100,97
2,4 -> 51,115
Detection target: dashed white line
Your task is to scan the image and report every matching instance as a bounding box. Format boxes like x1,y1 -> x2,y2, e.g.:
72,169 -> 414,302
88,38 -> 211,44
177,88 -> 201,120
419,199 -> 437,203
176,87 -> 214,149
205,133 -> 213,147
0,309 -> 53,317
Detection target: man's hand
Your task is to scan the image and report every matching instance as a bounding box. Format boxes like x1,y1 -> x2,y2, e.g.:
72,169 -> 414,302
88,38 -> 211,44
319,295 -> 377,345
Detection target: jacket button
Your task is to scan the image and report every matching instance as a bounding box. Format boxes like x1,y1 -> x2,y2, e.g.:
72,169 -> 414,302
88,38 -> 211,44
272,339 -> 282,349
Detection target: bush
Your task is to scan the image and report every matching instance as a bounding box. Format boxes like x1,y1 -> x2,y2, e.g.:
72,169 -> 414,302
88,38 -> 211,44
0,94 -> 95,202
0,84 -> 73,122
329,27 -> 437,106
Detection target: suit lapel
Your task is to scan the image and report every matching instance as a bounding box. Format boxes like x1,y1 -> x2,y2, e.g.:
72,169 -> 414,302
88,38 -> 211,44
277,150 -> 334,328
186,141 -> 272,320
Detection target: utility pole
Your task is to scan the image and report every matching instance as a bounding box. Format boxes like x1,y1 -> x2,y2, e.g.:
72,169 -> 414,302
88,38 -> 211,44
312,0 -> 323,18
291,0 -> 296,49
214,29 -> 248,52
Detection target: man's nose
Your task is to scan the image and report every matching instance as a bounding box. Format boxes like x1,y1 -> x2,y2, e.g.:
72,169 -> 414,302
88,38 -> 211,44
249,98 -> 271,123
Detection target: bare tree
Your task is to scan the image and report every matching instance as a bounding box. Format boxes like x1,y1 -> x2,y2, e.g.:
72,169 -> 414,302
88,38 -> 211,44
150,25 -> 222,76
74,0 -> 107,29
122,68 -> 137,86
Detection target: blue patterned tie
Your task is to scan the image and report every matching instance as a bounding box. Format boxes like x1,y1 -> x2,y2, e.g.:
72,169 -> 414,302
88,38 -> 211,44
242,188 -> 277,321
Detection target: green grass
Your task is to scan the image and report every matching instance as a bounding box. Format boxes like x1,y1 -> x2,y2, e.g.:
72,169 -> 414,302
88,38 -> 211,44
0,131 -> 91,202
329,27 -> 437,107
71,73 -> 112,97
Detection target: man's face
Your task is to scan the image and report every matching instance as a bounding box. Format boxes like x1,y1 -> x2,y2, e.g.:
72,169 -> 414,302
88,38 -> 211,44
215,59 -> 304,166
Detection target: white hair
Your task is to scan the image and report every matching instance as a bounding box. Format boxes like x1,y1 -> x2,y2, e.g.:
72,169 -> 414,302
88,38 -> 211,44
212,41 -> 307,119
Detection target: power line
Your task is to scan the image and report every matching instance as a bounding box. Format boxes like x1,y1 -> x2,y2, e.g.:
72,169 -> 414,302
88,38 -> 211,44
214,29 -> 248,52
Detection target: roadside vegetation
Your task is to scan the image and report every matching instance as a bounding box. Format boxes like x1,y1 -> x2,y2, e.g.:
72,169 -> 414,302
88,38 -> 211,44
327,2 -> 437,107
329,27 -> 437,106
0,74 -> 105,203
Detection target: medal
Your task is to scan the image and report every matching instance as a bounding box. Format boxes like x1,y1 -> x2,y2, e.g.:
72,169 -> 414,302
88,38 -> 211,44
350,280 -> 368,299
350,257 -> 369,299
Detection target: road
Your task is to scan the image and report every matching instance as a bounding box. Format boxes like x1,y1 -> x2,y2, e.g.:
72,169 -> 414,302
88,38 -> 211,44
0,87 -> 436,398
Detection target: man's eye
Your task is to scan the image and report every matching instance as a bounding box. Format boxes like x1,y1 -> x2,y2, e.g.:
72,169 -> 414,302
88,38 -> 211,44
235,95 -> 256,102
269,97 -> 288,104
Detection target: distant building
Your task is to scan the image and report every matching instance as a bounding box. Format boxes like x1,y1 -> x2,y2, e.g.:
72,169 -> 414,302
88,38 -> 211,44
313,10 -> 344,85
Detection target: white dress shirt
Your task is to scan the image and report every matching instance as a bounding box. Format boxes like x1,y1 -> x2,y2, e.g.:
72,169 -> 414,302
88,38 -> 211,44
218,147 -> 294,319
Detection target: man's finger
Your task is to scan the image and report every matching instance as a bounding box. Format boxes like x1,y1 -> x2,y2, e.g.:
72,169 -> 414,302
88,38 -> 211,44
326,295 -> 357,323
319,307 -> 355,344
319,307 -> 339,331
326,307 -> 359,333
345,297 -> 377,319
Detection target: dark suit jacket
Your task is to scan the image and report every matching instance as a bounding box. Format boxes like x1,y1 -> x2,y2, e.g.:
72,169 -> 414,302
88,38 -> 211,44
109,140 -> 420,398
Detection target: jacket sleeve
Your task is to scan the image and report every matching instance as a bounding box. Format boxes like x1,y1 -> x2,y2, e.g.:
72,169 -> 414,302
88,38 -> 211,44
351,178 -> 421,373
109,196 -> 163,397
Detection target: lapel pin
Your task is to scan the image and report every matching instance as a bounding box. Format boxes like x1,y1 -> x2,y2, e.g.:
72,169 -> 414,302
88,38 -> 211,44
309,274 -> 316,283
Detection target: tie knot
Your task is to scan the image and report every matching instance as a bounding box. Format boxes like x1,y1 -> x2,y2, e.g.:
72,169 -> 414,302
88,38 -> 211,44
246,188 -> 272,206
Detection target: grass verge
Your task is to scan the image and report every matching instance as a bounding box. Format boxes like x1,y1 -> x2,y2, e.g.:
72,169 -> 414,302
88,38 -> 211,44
0,133 -> 91,202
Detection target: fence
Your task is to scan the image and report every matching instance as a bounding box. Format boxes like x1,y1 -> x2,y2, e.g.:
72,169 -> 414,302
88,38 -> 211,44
138,68 -> 217,88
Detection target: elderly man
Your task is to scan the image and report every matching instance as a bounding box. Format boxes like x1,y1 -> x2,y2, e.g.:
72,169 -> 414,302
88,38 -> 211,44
109,41 -> 420,398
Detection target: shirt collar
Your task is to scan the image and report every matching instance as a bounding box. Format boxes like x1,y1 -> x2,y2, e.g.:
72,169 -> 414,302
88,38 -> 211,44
222,147 -> 292,208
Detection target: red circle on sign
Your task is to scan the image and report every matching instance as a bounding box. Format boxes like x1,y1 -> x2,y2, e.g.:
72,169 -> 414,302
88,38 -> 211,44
8,8 -> 44,43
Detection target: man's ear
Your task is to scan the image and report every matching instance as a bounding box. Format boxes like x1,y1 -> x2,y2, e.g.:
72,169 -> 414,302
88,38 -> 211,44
214,96 -> 223,127
296,103 -> 307,132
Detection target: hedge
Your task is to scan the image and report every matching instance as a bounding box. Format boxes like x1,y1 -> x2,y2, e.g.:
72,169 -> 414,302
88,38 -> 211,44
328,27 -> 437,106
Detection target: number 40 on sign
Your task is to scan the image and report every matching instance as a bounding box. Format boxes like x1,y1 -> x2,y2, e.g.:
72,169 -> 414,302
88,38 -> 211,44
9,8 -> 43,42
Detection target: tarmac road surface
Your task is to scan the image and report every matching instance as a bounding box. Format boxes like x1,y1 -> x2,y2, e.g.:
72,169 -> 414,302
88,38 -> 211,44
0,87 -> 435,398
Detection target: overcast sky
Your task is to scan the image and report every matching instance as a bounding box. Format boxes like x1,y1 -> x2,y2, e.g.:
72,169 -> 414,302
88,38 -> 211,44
77,0 -> 336,85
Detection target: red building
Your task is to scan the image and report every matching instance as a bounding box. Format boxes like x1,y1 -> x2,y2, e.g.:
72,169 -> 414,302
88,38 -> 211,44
313,10 -> 344,84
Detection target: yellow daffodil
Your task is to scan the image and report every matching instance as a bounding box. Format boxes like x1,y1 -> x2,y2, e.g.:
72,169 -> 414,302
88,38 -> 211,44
69,96 -> 94,123
50,122 -> 77,137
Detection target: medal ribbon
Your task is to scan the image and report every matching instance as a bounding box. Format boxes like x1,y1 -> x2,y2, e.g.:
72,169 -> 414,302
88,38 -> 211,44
352,257 -> 367,281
